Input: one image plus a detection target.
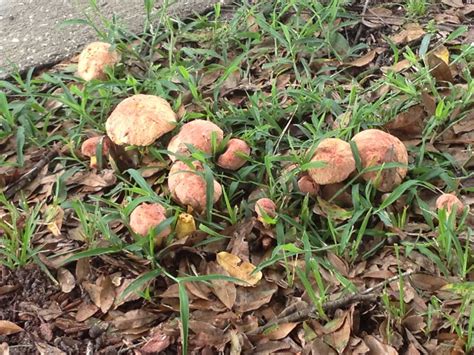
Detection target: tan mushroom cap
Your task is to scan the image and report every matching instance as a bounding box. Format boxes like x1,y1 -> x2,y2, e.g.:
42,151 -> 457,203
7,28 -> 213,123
255,198 -> 277,219
106,95 -> 177,146
129,203 -> 171,243
436,193 -> 464,215
168,160 -> 222,212
297,175 -> 320,196
352,129 -> 408,192
308,138 -> 355,185
77,42 -> 120,81
167,120 -> 224,161
217,138 -> 251,170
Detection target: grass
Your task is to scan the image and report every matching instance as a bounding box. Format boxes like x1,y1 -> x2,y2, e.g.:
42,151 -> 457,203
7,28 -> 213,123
0,0 -> 473,352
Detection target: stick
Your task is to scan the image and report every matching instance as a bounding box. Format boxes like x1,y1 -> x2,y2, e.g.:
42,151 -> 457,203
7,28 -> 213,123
247,270 -> 415,336
353,0 -> 371,44
3,147 -> 60,199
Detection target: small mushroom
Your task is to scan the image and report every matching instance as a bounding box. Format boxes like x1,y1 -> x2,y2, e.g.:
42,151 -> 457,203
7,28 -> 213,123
81,136 -> 110,169
168,160 -> 222,212
436,193 -> 464,215
352,129 -> 408,192
129,203 -> 170,245
77,42 -> 120,81
217,138 -> 251,170
167,120 -> 224,161
308,138 -> 355,185
254,198 -> 277,221
106,94 -> 177,146
297,175 -> 320,196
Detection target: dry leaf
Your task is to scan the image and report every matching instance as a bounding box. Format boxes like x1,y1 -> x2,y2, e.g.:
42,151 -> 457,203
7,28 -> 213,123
266,322 -> 298,340
75,257 -> 90,283
323,311 -> 351,353
427,53 -> 454,83
381,59 -> 412,73
57,267 -> 76,293
0,320 -> 23,336
45,205 -> 64,237
35,342 -> 66,355
410,273 -> 448,291
384,104 -> 426,139
99,276 -> 115,314
0,342 -> 9,355
390,23 -> 425,45
234,280 -> 278,312
345,50 -> 376,67
112,309 -> 158,330
441,0 -> 464,8
207,262 -> 236,309
216,251 -> 262,286
75,301 -> 99,322
364,335 -> 398,354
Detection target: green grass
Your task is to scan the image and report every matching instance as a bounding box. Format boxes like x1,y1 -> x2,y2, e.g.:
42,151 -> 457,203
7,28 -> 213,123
1,0 -> 473,352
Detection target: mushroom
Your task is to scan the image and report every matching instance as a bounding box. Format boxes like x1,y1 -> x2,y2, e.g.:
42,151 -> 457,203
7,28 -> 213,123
217,138 -> 251,170
297,175 -> 320,196
106,94 -> 177,146
255,198 -> 277,221
168,160 -> 222,212
77,42 -> 120,81
436,193 -> 464,215
308,138 -> 355,185
352,129 -> 408,192
167,120 -> 224,161
81,136 -> 110,169
129,203 -> 170,245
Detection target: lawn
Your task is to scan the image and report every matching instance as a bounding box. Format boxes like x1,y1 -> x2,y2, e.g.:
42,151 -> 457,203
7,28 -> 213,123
0,0 -> 473,353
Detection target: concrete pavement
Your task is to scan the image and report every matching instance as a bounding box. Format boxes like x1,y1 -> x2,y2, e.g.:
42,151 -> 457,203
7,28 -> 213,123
0,0 -> 224,77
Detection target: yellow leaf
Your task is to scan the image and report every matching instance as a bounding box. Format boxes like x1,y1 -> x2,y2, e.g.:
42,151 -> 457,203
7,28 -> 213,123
175,213 -> 196,239
216,252 -> 262,287
431,45 -> 450,65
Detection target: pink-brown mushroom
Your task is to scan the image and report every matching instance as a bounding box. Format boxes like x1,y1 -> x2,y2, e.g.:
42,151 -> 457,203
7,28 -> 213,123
77,42 -> 120,81
106,95 -> 177,146
297,175 -> 320,196
217,138 -> 251,170
436,193 -> 464,215
129,203 -> 170,246
352,129 -> 408,192
167,120 -> 224,161
308,138 -> 355,185
81,136 -> 110,169
168,160 -> 222,212
255,198 -> 277,221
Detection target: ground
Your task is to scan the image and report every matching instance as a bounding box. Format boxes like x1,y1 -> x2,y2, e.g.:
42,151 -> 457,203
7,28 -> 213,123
0,0 -> 473,354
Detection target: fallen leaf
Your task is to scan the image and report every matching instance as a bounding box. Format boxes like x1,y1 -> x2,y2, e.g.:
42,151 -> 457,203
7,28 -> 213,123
207,262 -> 236,309
75,257 -> 90,283
314,197 -> 352,221
45,205 -> 64,237
99,276 -> 115,314
0,342 -> 9,355
410,273 -> 448,291
216,251 -> 262,286
266,322 -> 298,340
75,301 -> 99,322
345,50 -> 376,67
0,320 -> 23,336
234,280 -> 278,312
441,0 -> 464,8
35,342 -> 66,355
381,59 -> 412,73
323,311 -> 351,353
57,268 -> 75,293
427,53 -> 454,83
112,309 -> 158,330
364,335 -> 398,354
390,23 -> 425,45
384,104 -> 426,139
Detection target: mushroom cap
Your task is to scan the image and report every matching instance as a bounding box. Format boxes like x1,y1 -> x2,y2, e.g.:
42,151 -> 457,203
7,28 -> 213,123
167,119 -> 224,161
77,42 -> 120,81
255,198 -> 277,219
168,160 -> 222,212
81,136 -> 110,157
436,193 -> 464,215
352,129 -> 408,192
129,203 -> 170,240
308,138 -> 355,185
297,175 -> 320,196
106,94 -> 177,146
217,138 -> 251,170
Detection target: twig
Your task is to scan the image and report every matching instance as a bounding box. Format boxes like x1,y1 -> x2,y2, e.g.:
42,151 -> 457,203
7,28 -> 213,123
3,147 -> 60,199
247,270 -> 415,336
353,0 -> 371,44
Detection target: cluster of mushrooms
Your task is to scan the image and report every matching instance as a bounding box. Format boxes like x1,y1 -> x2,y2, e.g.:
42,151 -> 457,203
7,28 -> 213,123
77,42 -> 464,244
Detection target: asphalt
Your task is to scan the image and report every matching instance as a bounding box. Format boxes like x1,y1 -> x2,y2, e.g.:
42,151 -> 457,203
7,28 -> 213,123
0,0 -> 224,77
